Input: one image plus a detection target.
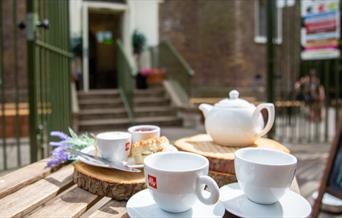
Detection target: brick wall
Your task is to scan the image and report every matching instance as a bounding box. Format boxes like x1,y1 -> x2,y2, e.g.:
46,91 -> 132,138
159,0 -> 300,99
1,0 -> 28,102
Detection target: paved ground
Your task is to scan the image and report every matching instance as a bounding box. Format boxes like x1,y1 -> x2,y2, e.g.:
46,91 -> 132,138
0,126 -> 341,216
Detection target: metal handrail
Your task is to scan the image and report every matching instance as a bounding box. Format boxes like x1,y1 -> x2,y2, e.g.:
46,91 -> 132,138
117,40 -> 135,121
150,40 -> 194,106
157,41 -> 194,96
162,41 -> 194,76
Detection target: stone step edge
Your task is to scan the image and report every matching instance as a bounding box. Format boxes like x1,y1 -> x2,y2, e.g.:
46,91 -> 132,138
79,116 -> 181,126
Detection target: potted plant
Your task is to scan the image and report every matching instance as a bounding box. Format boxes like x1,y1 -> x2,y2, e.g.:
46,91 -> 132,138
132,30 -> 148,88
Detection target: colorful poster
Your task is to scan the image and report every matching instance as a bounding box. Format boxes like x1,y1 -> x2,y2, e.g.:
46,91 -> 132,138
301,0 -> 340,60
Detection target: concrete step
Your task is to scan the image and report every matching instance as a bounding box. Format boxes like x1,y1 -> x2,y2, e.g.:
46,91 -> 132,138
78,89 -> 119,96
78,89 -> 120,100
79,99 -> 123,110
134,106 -> 177,117
78,116 -> 182,132
134,88 -> 165,97
78,98 -> 122,104
77,86 -> 182,133
79,118 -> 130,132
78,108 -> 127,120
134,97 -> 170,107
134,116 -> 182,126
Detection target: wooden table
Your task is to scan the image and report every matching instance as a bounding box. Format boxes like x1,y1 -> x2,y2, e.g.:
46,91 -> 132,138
0,159 -> 300,218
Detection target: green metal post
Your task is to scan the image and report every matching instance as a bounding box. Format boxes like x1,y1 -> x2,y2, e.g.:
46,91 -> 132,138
266,0 -> 275,137
0,0 -> 7,170
13,0 -> 21,166
336,59 -> 340,123
324,61 -> 329,142
27,0 -> 38,163
65,1 -> 74,126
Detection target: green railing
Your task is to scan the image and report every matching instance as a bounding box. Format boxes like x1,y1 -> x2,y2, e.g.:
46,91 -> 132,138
151,41 -> 194,102
117,40 -> 136,121
28,0 -> 72,162
0,0 -> 72,171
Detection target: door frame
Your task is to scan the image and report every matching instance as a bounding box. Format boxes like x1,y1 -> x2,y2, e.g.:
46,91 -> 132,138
82,1 -> 128,91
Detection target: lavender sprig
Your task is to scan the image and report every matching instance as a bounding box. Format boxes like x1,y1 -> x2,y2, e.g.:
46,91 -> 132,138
47,128 -> 94,167
50,131 -> 70,140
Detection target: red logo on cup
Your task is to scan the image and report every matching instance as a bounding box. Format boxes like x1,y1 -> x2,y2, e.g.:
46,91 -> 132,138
148,175 -> 157,189
125,142 -> 130,151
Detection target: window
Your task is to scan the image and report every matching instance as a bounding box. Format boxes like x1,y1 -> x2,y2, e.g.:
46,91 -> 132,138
255,0 -> 282,44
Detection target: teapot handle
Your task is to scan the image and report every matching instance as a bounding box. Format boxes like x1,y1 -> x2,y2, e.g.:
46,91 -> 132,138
252,103 -> 275,138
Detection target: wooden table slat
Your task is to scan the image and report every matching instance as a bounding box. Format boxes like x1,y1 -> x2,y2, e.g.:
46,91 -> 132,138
0,159 -> 51,199
29,186 -> 101,218
88,200 -> 128,218
0,165 -> 73,217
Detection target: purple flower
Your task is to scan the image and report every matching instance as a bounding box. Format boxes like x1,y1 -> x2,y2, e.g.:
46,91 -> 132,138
47,130 -> 72,167
47,129 -> 93,167
140,68 -> 152,76
47,146 -> 70,167
50,131 -> 70,140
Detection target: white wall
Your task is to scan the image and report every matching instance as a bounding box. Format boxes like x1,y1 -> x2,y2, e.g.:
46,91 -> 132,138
69,0 -> 159,45
68,0 -> 160,90
69,0 -> 83,38
130,0 -> 159,46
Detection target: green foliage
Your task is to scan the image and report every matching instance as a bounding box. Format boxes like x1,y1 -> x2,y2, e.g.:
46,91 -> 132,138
67,128 -> 95,151
132,30 -> 146,55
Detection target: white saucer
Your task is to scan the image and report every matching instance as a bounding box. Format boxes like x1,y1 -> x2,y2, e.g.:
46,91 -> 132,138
220,183 -> 312,218
79,144 -> 178,169
127,189 -> 225,218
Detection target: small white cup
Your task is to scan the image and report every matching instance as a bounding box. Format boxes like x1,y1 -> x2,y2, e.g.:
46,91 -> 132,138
128,125 -> 160,144
144,151 -> 220,213
96,131 -> 131,162
234,148 -> 297,204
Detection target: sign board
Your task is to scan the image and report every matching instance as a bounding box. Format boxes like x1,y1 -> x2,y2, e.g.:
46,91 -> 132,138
312,115 -> 342,217
96,31 -> 113,45
301,0 -> 340,60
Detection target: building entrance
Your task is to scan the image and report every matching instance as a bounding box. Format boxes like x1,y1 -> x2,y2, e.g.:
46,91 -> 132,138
88,10 -> 122,89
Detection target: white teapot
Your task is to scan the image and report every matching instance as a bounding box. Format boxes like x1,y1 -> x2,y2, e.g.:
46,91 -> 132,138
199,90 -> 275,147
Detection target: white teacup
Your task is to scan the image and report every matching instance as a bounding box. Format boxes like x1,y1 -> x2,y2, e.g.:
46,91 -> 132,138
234,148 -> 297,204
96,131 -> 131,162
144,151 -> 220,213
128,125 -> 160,144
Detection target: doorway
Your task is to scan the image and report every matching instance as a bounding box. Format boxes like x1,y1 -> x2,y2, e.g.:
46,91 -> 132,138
88,10 -> 122,89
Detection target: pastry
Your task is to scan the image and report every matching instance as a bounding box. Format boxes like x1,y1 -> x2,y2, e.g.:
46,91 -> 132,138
131,136 -> 169,164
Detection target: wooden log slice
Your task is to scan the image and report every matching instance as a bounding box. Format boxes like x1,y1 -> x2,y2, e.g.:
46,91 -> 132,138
73,162 -> 146,201
175,134 -> 289,174
209,170 -> 237,188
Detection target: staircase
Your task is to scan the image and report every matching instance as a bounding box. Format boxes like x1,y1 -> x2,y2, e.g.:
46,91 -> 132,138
133,87 -> 182,126
77,87 -> 182,132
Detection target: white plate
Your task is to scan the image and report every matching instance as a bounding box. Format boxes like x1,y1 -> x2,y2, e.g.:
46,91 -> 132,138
219,183 -> 312,218
126,189 -> 225,218
78,144 -> 178,169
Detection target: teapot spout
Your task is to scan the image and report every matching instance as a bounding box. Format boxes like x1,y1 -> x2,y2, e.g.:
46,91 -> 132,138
199,104 -> 213,118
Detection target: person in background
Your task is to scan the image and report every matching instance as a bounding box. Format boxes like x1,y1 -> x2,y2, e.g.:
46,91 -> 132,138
295,69 -> 325,122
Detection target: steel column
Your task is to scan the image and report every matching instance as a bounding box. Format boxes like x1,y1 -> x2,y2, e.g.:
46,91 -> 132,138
266,0 -> 275,137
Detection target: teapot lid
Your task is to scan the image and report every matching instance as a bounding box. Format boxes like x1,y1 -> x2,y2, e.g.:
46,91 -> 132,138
215,90 -> 251,108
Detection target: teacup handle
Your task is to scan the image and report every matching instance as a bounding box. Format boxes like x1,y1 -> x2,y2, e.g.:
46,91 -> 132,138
196,175 -> 220,205
252,103 -> 275,138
